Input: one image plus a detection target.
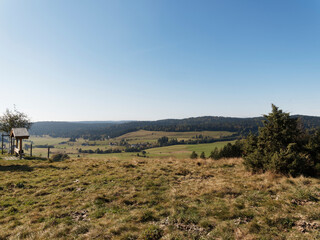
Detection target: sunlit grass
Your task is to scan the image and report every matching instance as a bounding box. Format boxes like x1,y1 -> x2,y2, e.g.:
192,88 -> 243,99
0,155 -> 319,239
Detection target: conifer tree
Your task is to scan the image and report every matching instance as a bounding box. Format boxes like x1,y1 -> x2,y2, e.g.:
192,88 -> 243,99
243,104 -> 314,176
190,151 -> 198,159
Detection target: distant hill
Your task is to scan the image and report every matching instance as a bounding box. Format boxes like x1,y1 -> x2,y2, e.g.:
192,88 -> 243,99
72,121 -> 132,124
29,115 -> 320,140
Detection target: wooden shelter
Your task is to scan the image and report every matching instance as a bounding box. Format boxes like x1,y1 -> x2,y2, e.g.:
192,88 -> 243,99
10,128 -> 29,159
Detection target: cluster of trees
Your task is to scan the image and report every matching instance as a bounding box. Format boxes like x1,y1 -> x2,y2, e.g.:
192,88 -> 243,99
34,144 -> 54,148
78,146 -> 148,154
243,105 -> 320,177
189,141 -> 243,160
209,141 -> 243,160
124,146 -> 147,152
157,135 -> 239,148
157,136 -> 170,146
78,148 -> 122,154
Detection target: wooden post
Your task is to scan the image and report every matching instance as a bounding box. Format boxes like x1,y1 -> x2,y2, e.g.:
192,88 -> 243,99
30,143 -> 32,157
19,139 -> 22,159
11,137 -> 13,155
48,147 -> 50,160
1,134 -> 3,155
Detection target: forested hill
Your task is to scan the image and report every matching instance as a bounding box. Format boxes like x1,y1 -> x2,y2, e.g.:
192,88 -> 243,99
29,115 -> 320,139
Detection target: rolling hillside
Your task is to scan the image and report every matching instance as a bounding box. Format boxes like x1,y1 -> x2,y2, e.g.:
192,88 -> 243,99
29,115 -> 320,139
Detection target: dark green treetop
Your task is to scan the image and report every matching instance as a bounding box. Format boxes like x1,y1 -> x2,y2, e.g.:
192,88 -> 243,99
243,104 -> 316,176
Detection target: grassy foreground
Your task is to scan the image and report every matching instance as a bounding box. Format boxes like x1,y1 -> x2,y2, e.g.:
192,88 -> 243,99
0,156 -> 320,239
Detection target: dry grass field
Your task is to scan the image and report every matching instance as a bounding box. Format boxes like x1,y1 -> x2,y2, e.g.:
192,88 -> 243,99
0,155 -> 319,239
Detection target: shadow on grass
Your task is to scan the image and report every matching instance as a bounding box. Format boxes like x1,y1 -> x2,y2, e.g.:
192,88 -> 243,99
24,156 -> 48,161
35,165 -> 69,170
0,164 -> 33,172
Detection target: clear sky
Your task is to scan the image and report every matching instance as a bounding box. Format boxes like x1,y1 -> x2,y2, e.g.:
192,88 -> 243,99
0,0 -> 319,121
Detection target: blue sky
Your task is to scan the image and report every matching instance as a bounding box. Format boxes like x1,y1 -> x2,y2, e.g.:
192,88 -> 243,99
0,0 -> 319,121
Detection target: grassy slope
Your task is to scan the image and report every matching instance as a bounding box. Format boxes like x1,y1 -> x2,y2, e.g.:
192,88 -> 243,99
0,156 -> 319,239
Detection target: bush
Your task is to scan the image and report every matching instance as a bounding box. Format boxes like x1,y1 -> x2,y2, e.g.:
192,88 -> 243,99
51,153 -> 70,162
140,225 -> 163,240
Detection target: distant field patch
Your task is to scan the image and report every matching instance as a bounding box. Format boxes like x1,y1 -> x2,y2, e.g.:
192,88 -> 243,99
29,136 -> 69,145
114,129 -> 234,144
146,141 -> 234,159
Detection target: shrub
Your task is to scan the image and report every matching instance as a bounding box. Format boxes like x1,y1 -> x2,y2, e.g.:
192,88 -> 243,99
51,153 -> 70,162
140,225 -> 163,240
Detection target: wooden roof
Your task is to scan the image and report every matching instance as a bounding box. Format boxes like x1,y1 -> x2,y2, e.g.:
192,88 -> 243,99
10,128 -> 30,138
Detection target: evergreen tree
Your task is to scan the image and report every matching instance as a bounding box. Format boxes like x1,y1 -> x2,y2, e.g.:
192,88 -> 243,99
200,152 -> 206,159
158,136 -> 169,146
190,151 -> 198,159
243,104 -> 313,176
209,147 -> 219,160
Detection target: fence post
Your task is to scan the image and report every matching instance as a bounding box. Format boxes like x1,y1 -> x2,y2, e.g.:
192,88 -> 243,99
1,134 -> 3,155
48,147 -> 50,160
11,137 -> 13,155
30,143 -> 32,157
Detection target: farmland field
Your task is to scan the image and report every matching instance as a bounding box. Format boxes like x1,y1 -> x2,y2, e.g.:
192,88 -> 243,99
80,141 -> 234,160
113,130 -> 234,143
146,141 -> 235,159
27,130 -> 235,158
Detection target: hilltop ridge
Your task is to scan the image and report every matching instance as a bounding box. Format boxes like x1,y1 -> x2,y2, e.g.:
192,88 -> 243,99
30,115 -> 320,139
